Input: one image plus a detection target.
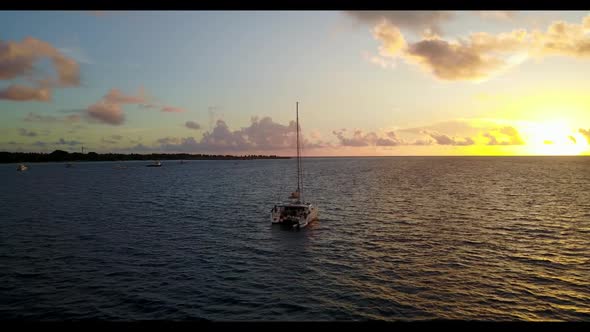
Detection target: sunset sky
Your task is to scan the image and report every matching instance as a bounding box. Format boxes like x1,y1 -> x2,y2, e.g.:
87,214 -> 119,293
1,10 -> 590,156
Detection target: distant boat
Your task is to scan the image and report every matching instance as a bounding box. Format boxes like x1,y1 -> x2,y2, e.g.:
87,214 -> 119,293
66,163 -> 74,168
114,162 -> 128,170
270,102 -> 318,229
146,160 -> 162,167
16,164 -> 28,172
179,160 -> 186,164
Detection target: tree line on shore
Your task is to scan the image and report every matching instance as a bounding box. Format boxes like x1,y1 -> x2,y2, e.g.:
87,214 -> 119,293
1,150 -> 289,163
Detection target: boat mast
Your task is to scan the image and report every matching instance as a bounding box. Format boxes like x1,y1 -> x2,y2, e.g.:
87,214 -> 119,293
296,101 -> 302,203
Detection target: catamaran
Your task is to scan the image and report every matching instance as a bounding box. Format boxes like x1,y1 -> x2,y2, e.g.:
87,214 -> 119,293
146,160 -> 162,167
270,102 -> 318,229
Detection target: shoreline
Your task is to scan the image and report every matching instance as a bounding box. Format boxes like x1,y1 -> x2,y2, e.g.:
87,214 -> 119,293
0,150 -> 290,163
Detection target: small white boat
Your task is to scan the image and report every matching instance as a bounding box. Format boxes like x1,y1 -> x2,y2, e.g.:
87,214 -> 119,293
146,160 -> 162,167
17,164 -> 28,172
270,102 -> 319,229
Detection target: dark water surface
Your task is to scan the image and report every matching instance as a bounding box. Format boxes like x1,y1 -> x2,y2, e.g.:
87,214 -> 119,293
1,157 -> 589,321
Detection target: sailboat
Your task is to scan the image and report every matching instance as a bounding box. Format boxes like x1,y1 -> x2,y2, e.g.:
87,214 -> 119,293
270,102 -> 319,229
146,160 -> 162,167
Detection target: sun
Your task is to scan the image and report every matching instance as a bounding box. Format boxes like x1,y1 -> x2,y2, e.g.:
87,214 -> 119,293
520,119 -> 589,155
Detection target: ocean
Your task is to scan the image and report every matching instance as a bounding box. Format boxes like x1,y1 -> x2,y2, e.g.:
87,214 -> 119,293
1,157 -> 589,320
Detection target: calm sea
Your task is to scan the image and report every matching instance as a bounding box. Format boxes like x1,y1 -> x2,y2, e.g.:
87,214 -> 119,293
1,157 -> 589,321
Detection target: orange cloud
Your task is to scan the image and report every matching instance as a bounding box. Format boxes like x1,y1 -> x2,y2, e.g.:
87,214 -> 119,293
86,87 -> 188,125
0,84 -> 51,102
161,106 -> 186,113
0,36 -> 80,102
87,101 -> 124,125
0,37 -> 80,85
103,88 -> 146,104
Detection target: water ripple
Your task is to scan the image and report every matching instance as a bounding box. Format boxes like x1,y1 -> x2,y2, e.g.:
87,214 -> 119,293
1,157 -> 589,321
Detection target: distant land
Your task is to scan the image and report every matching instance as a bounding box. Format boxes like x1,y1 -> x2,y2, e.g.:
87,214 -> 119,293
0,150 -> 290,163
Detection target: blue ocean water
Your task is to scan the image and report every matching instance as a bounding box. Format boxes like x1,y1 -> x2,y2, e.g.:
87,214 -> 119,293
1,157 -> 589,320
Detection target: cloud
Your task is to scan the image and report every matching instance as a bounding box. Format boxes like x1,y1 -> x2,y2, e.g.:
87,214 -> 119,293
531,17 -> 590,58
412,139 -> 434,146
119,116 -> 326,153
86,88 -> 148,125
426,132 -> 475,146
0,36 -> 79,84
363,51 -> 397,69
332,129 -> 371,147
373,22 -> 406,57
331,127 -> 476,147
405,38 -> 508,81
484,126 -> 525,145
332,119 -> 527,148
376,131 -> 403,146
366,20 -> 530,81
23,112 -> 81,124
403,29 -> 530,81
579,128 -> 590,143
139,102 -> 186,113
23,112 -> 58,123
363,13 -> 590,81
399,119 -> 486,137
54,138 -> 82,146
0,84 -> 51,102
156,137 -> 181,145
161,106 -> 186,113
0,37 -> 79,104
473,11 -> 516,21
87,101 -> 124,125
499,126 -> 525,145
332,129 -> 402,147
18,128 -> 38,137
347,11 -> 454,35
104,88 -> 146,104
185,121 -> 201,130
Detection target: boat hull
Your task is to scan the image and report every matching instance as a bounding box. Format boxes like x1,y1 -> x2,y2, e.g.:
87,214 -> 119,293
270,204 -> 318,229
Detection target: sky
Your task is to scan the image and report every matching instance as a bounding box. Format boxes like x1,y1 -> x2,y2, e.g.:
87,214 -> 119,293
1,10 -> 590,156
